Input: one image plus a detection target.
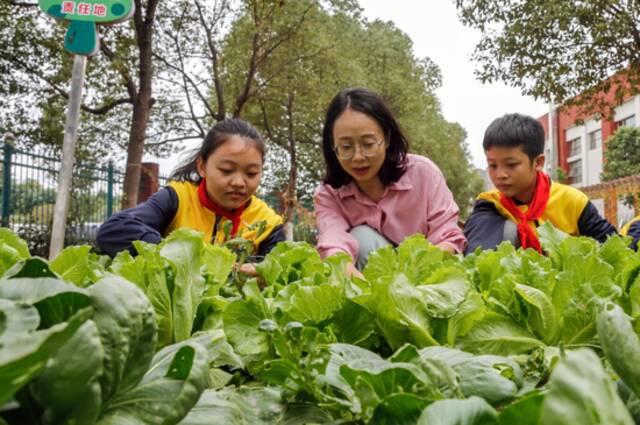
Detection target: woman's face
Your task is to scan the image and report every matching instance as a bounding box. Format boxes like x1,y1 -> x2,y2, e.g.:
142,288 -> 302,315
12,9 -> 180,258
196,135 -> 263,210
332,108 -> 387,186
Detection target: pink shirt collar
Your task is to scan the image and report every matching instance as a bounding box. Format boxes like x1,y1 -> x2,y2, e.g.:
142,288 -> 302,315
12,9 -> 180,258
336,174 -> 413,200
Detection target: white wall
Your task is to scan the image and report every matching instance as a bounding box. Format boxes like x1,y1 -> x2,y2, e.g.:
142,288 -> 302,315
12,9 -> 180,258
565,126 -> 584,187
614,99 -> 635,122
618,199 -> 636,228
584,118 -> 602,186
592,198 -> 605,217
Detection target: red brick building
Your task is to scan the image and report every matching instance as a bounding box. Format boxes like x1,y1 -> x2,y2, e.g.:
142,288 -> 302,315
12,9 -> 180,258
537,79 -> 638,188
537,77 -> 639,222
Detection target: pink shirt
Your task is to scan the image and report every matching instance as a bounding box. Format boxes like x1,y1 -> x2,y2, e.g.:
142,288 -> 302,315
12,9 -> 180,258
314,154 -> 466,260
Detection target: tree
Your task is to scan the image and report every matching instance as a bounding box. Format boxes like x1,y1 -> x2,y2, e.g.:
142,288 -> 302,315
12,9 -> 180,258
2,0 -> 482,221
1,0 -> 180,209
239,4 -> 483,218
454,0 -> 640,116
602,126 -> 640,181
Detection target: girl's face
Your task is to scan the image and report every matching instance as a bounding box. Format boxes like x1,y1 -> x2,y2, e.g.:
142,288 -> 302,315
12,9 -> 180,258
196,135 -> 263,210
332,108 -> 387,186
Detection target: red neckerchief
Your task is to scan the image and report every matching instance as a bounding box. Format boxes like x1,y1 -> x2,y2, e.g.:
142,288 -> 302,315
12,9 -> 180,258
498,171 -> 551,254
197,179 -> 246,238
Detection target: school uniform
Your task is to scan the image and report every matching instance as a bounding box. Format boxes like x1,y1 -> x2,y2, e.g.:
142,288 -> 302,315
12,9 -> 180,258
464,173 -> 617,254
97,181 -> 285,258
621,216 -> 640,251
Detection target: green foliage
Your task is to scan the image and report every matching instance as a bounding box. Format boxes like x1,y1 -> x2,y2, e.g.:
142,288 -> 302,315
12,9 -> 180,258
602,126 -> 640,181
3,0 -> 480,213
454,0 -> 640,116
236,3 -> 481,214
539,349 -> 634,425
3,223 -> 640,423
0,259 -> 211,425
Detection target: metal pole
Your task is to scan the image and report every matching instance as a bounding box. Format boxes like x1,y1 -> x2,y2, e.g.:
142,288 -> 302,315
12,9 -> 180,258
106,160 -> 114,218
2,134 -> 14,228
49,55 -> 86,259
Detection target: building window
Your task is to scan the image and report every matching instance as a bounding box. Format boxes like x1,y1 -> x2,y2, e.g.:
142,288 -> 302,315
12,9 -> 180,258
589,129 -> 602,150
568,159 -> 582,184
617,115 -> 636,128
567,137 -> 581,157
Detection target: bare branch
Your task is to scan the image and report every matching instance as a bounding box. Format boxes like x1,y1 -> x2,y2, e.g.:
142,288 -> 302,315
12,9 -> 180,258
194,0 -> 227,119
100,41 -> 138,102
1,51 -> 133,114
145,134 -> 204,147
3,0 -> 37,7
82,97 -> 132,114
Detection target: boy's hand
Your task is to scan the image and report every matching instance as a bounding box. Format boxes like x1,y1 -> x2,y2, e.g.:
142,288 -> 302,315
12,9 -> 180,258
345,262 -> 365,279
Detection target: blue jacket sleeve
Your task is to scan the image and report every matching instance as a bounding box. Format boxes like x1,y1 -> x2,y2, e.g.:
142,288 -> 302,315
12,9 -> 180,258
577,201 -> 618,243
463,200 -> 508,254
246,224 -> 286,262
628,221 -> 640,251
96,187 -> 178,257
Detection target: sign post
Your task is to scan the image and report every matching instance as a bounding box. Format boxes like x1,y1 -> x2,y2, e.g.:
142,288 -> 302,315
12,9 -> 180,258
39,0 -> 134,259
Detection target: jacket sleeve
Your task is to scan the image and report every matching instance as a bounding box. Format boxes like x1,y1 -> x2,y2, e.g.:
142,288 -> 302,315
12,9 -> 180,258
96,187 -> 178,257
627,221 -> 640,251
463,200 -> 508,254
250,224 -> 286,261
424,169 -> 466,253
577,201 -> 618,243
314,185 -> 359,261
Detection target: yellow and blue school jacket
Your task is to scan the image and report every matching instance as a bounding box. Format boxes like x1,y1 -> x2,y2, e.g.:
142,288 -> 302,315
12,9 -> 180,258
97,181 -> 285,258
463,181 -> 617,254
621,216 -> 640,251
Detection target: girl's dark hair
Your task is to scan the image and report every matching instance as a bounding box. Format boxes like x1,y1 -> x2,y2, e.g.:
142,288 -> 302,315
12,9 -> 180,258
322,88 -> 409,188
170,118 -> 266,183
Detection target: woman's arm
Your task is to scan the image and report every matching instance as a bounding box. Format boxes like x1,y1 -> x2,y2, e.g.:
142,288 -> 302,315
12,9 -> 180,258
314,185 -> 359,261
424,170 -> 467,253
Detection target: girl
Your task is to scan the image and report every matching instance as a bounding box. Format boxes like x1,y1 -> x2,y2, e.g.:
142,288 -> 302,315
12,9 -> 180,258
314,88 -> 466,277
97,119 -> 285,271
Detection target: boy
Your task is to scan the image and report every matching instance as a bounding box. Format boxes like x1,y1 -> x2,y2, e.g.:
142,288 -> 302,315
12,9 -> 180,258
464,113 -> 617,254
621,216 -> 640,251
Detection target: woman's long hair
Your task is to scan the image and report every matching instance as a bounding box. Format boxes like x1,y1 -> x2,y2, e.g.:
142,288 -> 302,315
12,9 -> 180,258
322,88 -> 409,188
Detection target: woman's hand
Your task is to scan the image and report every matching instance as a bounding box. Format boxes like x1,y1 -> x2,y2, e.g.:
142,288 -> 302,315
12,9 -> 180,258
345,262 -> 365,279
436,243 -> 456,254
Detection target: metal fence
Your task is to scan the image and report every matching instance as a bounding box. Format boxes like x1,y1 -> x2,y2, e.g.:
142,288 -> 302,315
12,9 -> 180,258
0,140 -> 128,255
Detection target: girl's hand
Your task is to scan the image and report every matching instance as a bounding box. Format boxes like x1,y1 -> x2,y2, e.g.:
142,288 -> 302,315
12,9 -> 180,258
237,263 -> 259,276
236,263 -> 267,289
345,262 -> 365,279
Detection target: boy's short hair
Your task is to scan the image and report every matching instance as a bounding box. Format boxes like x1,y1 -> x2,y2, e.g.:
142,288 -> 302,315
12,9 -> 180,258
483,113 -> 545,161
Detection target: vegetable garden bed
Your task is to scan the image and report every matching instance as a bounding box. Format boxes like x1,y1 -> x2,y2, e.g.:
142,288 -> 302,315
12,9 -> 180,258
1,223 -> 640,424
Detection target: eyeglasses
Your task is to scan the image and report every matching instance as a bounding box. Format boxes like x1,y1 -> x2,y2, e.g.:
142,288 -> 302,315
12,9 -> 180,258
333,138 -> 384,160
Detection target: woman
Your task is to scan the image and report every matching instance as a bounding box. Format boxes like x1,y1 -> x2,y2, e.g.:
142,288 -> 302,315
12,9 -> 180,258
314,88 -> 465,277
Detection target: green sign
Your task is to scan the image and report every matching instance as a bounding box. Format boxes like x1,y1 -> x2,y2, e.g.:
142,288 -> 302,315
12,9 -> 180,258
39,0 -> 134,55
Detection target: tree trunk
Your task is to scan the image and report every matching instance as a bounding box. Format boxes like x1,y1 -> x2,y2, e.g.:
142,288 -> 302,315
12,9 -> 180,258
121,100 -> 151,209
121,0 -> 158,209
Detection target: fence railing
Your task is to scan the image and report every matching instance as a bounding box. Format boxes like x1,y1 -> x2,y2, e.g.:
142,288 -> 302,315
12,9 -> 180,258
580,174 -> 640,228
0,141 -> 128,252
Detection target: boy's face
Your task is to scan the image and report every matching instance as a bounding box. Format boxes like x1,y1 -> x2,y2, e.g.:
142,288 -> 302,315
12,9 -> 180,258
486,146 -> 545,202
